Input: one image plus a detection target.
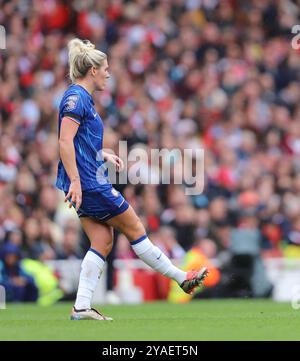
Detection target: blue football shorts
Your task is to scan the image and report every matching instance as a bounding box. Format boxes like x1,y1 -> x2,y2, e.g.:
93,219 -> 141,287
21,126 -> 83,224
65,186 -> 129,222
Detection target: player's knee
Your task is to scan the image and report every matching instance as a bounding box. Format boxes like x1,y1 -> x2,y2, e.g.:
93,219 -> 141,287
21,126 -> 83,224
103,241 -> 113,255
91,236 -> 113,257
105,236 -> 114,251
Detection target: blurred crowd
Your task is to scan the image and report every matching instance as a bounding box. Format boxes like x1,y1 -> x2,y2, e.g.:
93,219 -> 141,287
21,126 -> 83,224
1,0 -> 300,280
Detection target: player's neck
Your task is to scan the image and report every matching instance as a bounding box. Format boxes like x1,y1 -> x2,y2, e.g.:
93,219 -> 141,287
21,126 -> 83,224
75,80 -> 94,95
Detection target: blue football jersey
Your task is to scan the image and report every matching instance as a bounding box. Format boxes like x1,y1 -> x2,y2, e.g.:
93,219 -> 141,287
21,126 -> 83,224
56,84 -> 111,191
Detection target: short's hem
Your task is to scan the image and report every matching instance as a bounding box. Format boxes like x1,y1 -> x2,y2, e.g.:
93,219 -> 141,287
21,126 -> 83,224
78,201 -> 130,222
104,201 -> 129,221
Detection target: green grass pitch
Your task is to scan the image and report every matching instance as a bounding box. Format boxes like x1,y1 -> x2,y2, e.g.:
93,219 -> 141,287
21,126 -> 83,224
0,300 -> 299,341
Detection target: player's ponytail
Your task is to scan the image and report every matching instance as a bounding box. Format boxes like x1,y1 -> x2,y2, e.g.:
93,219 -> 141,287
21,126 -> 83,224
68,38 -> 107,83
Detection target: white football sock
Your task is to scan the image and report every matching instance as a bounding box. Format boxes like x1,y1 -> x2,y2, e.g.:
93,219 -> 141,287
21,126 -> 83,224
74,249 -> 105,310
131,235 -> 186,285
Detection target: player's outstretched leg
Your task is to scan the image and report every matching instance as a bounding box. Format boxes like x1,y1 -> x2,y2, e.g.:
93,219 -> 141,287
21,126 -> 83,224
106,206 -> 208,294
130,234 -> 209,294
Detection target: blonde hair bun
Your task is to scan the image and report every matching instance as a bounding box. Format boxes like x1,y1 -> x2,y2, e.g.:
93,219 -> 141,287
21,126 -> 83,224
68,38 -> 106,83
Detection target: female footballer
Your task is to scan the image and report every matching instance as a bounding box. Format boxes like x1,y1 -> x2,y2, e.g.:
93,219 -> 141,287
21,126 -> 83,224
56,38 -> 208,320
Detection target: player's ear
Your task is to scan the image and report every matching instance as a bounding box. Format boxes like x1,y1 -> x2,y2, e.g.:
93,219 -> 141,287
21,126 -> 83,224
90,66 -> 97,77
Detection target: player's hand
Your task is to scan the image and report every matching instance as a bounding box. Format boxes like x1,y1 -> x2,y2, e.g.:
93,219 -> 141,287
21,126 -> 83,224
65,177 -> 82,211
103,152 -> 124,172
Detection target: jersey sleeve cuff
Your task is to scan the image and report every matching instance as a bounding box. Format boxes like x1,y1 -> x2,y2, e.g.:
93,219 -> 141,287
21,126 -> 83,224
62,113 -> 81,125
